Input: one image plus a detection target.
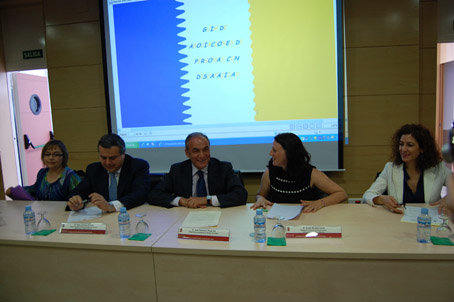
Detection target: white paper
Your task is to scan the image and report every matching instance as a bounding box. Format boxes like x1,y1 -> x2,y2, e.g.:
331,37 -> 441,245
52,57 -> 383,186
267,204 -> 303,220
68,206 -> 103,222
400,206 -> 442,226
182,211 -> 221,227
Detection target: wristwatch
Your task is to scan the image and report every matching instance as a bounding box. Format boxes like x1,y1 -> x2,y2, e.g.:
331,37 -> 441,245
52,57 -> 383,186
206,195 -> 212,206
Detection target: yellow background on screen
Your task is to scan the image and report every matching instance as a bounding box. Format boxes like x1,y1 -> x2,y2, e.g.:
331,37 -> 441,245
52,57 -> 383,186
250,0 -> 338,121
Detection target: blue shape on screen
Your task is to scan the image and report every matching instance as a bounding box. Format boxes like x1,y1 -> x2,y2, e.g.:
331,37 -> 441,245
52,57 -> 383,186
114,0 -> 190,127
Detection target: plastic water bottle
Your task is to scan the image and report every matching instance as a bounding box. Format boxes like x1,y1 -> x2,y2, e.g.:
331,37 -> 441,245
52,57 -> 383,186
118,207 -> 131,239
254,209 -> 266,243
23,205 -> 37,235
417,208 -> 431,243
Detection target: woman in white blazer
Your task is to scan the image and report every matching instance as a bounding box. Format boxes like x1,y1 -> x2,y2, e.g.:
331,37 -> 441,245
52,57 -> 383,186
363,124 -> 451,213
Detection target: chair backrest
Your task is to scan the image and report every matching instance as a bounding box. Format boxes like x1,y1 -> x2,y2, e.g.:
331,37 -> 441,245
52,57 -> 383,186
233,169 -> 244,186
150,173 -> 165,189
313,186 -> 328,199
75,170 -> 86,180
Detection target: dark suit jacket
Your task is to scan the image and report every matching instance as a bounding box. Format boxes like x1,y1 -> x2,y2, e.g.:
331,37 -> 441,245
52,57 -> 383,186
69,154 -> 151,210
148,158 -> 247,208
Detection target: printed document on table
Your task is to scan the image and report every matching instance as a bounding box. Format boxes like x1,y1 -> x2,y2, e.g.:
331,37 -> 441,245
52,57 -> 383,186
182,211 -> 221,227
68,206 -> 102,222
401,206 -> 442,226
267,204 -> 303,220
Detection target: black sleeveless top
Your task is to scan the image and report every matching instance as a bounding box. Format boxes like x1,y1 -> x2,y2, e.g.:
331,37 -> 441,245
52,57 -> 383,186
268,161 -> 321,203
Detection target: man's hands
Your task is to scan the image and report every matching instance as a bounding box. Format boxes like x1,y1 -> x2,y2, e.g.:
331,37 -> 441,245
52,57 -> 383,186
89,193 -> 116,212
67,193 -> 116,213
179,197 -> 208,208
67,195 -> 84,211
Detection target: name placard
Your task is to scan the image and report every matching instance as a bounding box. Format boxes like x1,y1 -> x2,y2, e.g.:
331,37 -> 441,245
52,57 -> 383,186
178,227 -> 230,241
286,225 -> 342,238
60,222 -> 107,234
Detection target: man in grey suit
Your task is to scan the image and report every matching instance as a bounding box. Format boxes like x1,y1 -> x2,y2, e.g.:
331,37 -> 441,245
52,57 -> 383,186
148,132 -> 248,208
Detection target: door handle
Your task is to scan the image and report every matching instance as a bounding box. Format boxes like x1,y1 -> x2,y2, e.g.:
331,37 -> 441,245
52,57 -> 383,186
24,134 -> 36,150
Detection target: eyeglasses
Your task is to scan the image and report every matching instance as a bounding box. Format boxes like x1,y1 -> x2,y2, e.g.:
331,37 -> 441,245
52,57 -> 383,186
44,153 -> 64,157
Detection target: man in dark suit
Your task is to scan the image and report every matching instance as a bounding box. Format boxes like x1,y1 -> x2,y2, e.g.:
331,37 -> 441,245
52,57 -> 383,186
67,134 -> 151,212
149,132 -> 248,208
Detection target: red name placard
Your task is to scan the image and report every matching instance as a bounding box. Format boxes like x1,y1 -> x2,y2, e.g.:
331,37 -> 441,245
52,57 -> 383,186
178,227 -> 230,241
60,222 -> 106,234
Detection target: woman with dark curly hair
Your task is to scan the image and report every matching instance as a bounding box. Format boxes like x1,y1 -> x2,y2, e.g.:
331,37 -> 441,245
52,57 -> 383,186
362,124 -> 451,213
251,133 -> 347,213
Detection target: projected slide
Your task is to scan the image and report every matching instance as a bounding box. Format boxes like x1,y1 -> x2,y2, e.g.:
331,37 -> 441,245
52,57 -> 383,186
103,0 -> 343,172
106,0 -> 340,145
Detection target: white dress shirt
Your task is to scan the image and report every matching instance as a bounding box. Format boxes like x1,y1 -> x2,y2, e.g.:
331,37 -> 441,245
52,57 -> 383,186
170,164 -> 220,207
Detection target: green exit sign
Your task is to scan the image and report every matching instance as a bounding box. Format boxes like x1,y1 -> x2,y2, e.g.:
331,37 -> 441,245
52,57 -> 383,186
23,49 -> 43,59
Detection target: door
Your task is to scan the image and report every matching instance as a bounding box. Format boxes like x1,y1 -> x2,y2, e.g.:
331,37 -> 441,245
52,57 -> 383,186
12,73 -> 53,186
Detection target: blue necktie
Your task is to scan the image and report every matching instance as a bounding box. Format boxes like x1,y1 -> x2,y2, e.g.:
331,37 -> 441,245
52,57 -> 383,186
196,170 -> 207,197
109,172 -> 117,201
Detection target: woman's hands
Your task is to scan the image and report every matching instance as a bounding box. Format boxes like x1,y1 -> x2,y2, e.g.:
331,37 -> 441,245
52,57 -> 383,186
252,169 -> 273,210
432,198 -> 451,218
251,196 -> 273,210
5,187 -> 12,198
301,199 -> 325,213
373,195 -> 404,214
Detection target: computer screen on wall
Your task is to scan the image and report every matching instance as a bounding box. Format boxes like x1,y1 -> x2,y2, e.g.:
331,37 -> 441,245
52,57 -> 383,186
101,0 -> 344,173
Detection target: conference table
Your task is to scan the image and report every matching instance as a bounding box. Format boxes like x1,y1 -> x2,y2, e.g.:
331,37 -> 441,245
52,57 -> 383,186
1,200 -> 453,302
0,200 -> 186,302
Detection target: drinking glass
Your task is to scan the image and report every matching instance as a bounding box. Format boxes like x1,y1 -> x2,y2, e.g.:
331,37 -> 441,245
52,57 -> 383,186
435,201 -> 453,239
37,211 -> 51,231
135,213 -> 150,234
271,218 -> 285,239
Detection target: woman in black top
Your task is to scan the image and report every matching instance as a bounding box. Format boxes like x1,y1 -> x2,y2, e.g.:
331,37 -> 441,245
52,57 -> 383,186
252,133 -> 347,213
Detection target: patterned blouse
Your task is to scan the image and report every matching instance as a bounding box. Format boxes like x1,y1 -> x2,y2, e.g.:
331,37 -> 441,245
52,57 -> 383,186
24,167 -> 81,201
268,161 -> 321,203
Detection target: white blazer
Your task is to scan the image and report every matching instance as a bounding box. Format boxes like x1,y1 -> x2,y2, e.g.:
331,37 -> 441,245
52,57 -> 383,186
362,162 -> 451,205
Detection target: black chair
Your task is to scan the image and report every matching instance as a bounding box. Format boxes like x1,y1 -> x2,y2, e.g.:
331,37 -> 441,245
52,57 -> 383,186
233,169 -> 244,186
75,170 -> 86,180
313,186 -> 328,199
150,173 -> 165,190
